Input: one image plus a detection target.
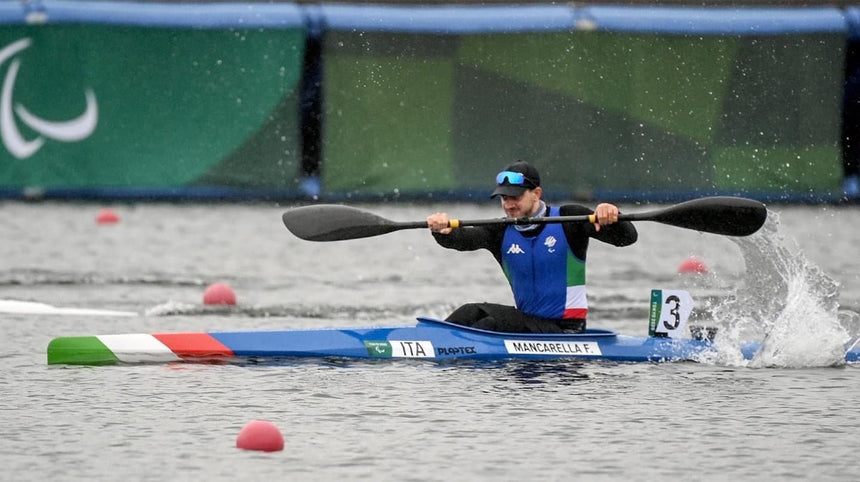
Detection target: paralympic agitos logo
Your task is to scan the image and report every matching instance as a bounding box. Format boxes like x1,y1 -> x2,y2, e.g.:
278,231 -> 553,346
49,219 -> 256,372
0,38 -> 98,159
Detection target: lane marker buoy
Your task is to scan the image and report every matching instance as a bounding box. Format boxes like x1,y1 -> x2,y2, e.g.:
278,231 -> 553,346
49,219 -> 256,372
203,283 -> 236,306
96,208 -> 120,225
678,256 -> 708,274
236,420 -> 284,452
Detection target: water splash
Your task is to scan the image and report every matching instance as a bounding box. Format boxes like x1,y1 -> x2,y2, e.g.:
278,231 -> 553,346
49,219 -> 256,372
707,211 -> 852,368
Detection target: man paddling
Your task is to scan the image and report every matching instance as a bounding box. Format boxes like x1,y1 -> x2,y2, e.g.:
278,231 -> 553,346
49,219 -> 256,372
427,160 -> 637,333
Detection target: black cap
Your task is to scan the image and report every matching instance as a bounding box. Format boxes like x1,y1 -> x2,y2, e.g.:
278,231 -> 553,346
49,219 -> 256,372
491,160 -> 541,198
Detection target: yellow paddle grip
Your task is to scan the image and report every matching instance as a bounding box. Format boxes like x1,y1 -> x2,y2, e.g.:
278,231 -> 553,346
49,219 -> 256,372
588,214 -> 597,223
449,219 -> 460,228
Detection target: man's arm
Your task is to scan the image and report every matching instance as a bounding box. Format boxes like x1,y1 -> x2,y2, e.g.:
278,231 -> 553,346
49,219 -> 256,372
427,211 -> 504,257
432,226 -> 502,253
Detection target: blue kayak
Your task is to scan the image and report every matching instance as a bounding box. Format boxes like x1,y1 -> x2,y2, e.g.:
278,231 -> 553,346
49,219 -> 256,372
46,317 -> 860,365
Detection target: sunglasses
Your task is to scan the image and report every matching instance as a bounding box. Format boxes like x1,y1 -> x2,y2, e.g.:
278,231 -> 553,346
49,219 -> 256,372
496,171 -> 527,186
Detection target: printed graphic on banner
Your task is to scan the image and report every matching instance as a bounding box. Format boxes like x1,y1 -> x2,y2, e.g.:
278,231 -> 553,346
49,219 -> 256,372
648,289 -> 693,338
0,38 -> 98,159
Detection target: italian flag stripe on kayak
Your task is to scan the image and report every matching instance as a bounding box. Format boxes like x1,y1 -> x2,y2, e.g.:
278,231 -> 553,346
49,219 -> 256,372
47,336 -> 119,365
97,334 -> 181,363
153,333 -> 234,359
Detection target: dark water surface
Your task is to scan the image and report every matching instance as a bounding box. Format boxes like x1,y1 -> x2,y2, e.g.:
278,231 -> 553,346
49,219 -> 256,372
1,201 -> 858,481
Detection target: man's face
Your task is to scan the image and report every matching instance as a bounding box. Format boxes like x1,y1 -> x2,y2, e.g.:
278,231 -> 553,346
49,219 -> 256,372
500,187 -> 542,218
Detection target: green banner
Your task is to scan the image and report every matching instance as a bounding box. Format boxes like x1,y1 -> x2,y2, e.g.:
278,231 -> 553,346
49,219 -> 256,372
321,30 -> 844,198
0,24 -> 305,190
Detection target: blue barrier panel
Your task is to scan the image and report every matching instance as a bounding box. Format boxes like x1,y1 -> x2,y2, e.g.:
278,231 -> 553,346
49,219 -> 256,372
40,0 -> 304,28
316,4 -> 576,34
0,2 -> 25,25
575,6 -> 846,35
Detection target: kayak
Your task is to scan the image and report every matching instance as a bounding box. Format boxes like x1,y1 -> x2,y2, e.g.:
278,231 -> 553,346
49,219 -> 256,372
46,317 -> 860,366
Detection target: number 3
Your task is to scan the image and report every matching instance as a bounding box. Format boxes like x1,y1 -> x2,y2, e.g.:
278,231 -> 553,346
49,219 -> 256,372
663,294 -> 681,330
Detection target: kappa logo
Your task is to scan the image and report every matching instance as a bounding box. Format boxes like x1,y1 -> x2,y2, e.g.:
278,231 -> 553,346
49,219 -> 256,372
0,38 -> 98,159
506,243 -> 525,254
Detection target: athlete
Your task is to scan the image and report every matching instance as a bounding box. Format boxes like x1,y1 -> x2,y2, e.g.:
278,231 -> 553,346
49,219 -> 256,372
426,160 -> 637,333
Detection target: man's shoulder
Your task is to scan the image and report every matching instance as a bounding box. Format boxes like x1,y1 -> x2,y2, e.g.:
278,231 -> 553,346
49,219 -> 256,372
480,223 -> 508,240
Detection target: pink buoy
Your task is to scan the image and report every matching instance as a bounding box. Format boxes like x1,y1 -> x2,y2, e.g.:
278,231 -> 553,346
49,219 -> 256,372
678,256 -> 708,274
203,283 -> 236,306
236,420 -> 284,452
96,208 -> 120,225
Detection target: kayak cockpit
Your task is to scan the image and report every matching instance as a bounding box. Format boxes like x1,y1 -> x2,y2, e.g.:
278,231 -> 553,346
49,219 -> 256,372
415,317 -> 618,339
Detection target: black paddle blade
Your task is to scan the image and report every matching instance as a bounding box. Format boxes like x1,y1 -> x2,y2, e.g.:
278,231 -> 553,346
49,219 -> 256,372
638,196 -> 767,236
282,204 -> 404,241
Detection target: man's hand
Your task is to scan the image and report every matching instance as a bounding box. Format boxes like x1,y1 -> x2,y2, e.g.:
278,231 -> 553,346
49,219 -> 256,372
427,212 -> 452,234
593,203 -> 619,232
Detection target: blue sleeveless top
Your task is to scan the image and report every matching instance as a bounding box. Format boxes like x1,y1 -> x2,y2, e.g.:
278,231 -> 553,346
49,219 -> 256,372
500,206 -> 587,319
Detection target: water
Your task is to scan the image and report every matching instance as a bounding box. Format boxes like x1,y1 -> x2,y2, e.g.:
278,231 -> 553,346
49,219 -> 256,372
1,201 -> 859,481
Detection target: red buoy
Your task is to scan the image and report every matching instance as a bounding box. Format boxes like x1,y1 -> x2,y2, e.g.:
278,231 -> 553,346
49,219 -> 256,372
678,256 -> 708,274
96,208 -> 120,225
236,420 -> 284,452
203,283 -> 236,305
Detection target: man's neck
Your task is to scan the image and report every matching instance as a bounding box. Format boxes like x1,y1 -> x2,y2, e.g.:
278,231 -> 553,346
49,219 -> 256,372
514,201 -> 547,232
529,201 -> 547,218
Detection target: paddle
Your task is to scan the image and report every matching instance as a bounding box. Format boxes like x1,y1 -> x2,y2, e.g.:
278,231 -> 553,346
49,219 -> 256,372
282,196 -> 767,242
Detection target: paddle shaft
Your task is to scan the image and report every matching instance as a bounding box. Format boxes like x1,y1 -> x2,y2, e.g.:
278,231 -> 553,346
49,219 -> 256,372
431,214 -> 599,230
342,214 -> 608,233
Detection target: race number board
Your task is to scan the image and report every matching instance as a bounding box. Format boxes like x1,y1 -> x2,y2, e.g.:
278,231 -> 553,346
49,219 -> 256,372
648,289 -> 693,338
